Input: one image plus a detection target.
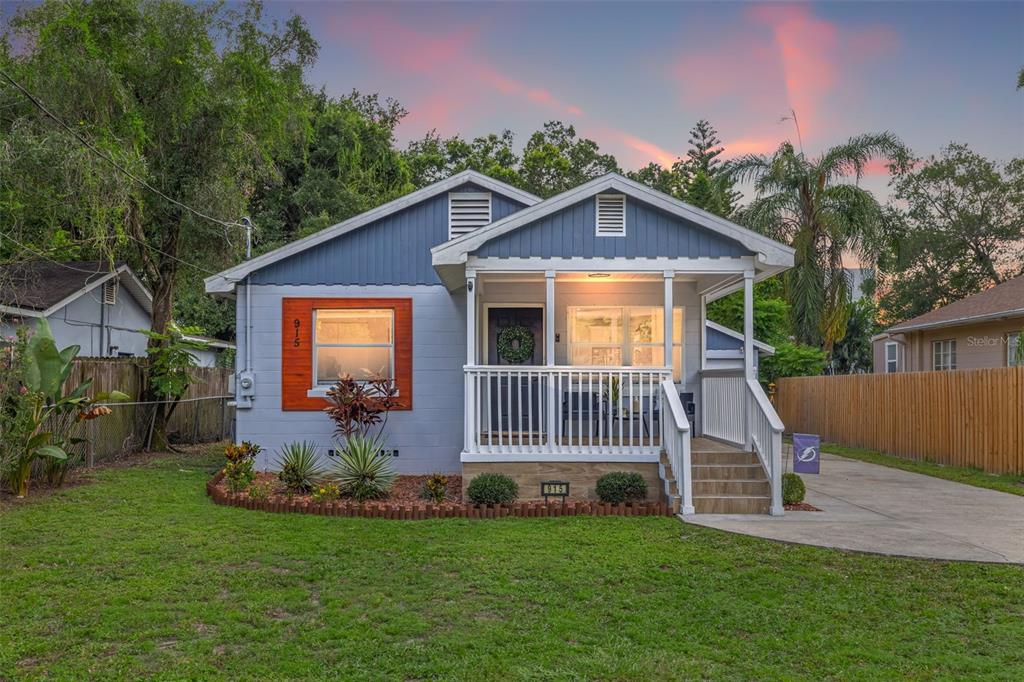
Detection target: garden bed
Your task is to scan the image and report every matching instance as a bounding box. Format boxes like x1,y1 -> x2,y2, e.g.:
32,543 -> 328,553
206,470 -> 672,520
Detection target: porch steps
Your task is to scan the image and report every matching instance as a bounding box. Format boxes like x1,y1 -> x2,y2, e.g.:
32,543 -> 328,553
660,438 -> 772,515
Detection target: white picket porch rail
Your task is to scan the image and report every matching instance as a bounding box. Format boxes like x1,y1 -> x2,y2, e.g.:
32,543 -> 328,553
659,378 -> 693,514
463,365 -> 672,457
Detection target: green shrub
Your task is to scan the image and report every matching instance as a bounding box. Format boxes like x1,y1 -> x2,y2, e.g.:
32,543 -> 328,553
276,441 -> 323,494
421,473 -> 449,503
225,458 -> 255,493
466,473 -> 518,505
247,480 -> 272,501
595,471 -> 648,504
782,472 -> 806,505
332,435 -> 395,502
311,481 -> 341,503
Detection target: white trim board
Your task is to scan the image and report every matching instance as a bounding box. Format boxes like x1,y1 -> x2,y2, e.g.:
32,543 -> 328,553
432,172 -> 795,268
205,170 -> 540,295
460,452 -> 662,463
705,320 -> 775,354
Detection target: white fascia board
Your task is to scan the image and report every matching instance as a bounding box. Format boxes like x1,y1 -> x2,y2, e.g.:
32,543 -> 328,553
467,255 -> 756,273
705,319 -> 775,354
431,173 -> 795,268
204,170 -> 540,295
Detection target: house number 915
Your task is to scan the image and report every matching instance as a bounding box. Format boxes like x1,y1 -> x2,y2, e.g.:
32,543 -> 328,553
293,319 -> 301,347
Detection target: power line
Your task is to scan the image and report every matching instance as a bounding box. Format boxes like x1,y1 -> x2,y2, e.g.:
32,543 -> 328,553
117,231 -> 220,276
0,67 -> 248,235
0,232 -> 115,275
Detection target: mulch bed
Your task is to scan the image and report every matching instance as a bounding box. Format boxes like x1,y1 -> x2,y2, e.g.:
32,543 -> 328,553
240,471 -> 464,506
785,502 -> 823,512
207,470 -> 672,520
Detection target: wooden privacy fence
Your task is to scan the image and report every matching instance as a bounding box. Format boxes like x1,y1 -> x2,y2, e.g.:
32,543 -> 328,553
67,359 -> 234,463
776,367 -> 1024,474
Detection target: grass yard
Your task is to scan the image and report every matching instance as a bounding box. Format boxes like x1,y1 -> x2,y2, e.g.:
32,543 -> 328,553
820,441 -> 1024,497
2,447 -> 1023,680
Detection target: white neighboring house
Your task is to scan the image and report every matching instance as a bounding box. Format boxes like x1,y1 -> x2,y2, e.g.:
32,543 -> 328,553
0,260 -> 232,367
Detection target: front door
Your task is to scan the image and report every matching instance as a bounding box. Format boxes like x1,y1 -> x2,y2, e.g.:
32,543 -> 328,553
485,307 -> 543,435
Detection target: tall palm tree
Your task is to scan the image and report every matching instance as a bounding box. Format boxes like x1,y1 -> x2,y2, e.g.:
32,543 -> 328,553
729,133 -> 908,350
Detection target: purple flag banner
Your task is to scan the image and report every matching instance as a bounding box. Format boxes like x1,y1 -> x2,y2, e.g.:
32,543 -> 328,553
792,433 -> 820,474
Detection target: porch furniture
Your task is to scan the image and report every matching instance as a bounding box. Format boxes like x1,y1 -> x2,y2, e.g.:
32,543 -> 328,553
562,391 -> 604,436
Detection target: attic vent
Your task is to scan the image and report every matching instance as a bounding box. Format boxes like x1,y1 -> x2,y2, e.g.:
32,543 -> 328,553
102,280 -> 118,306
595,194 -> 626,236
449,192 -> 492,239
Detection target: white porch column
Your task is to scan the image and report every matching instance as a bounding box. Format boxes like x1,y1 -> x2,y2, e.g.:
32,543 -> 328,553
663,270 -> 674,381
743,271 -> 755,450
464,272 -> 477,453
545,271 -> 556,448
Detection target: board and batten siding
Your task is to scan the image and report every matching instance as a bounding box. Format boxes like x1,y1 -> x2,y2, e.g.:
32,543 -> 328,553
236,284 -> 466,473
249,183 -> 528,287
473,193 -> 749,259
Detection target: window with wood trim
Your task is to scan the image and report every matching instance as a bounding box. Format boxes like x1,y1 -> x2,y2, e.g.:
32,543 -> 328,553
448,192 -> 491,239
885,341 -> 899,373
595,194 -> 626,236
932,339 -> 956,371
281,298 -> 412,410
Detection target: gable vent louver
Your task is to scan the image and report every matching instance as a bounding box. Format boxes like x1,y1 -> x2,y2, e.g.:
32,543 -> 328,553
595,194 -> 626,236
449,192 -> 492,239
102,280 -> 118,306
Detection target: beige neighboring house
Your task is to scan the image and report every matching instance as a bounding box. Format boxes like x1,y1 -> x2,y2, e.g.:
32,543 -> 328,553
872,275 -> 1024,373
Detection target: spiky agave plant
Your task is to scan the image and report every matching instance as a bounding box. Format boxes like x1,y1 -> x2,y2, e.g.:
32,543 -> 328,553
332,435 -> 395,502
275,441 -> 323,494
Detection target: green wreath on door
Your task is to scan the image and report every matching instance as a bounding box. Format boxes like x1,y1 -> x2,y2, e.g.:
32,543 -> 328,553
496,325 -> 535,364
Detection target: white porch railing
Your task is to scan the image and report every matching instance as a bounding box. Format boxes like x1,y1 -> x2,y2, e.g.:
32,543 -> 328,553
464,366 -> 671,456
659,378 -> 693,515
700,369 -> 784,515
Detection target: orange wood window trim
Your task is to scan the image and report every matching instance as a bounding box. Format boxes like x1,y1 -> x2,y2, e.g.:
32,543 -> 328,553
281,298 -> 412,411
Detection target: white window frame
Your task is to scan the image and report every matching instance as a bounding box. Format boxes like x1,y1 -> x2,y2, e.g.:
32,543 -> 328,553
595,194 -> 626,237
1009,332 -> 1021,367
312,308 -> 395,387
448,191 -> 491,240
567,306 -> 683,380
884,341 -> 899,373
932,339 -> 956,371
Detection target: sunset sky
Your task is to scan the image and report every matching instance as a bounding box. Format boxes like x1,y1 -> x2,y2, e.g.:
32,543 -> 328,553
264,0 -> 1022,198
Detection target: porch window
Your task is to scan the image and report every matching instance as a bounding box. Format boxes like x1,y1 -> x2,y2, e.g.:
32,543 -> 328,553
314,309 -> 394,384
932,339 -> 956,371
568,306 -> 683,380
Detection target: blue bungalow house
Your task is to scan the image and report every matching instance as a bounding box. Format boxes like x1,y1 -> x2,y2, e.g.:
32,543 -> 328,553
205,171 -> 793,514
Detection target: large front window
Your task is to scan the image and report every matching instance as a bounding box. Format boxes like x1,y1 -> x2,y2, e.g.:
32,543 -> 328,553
314,309 -> 394,384
568,306 -> 683,380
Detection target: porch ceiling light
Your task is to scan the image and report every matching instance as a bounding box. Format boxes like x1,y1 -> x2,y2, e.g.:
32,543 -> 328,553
588,272 -> 611,278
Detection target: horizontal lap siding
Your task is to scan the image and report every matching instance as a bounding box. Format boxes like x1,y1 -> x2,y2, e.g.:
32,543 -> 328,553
237,284 -> 466,474
775,368 -> 1024,474
473,194 -> 749,259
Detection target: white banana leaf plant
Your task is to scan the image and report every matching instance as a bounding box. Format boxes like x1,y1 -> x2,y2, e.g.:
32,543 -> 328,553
8,319 -> 127,497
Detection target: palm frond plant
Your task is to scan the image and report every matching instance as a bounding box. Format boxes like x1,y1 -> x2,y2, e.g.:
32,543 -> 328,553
729,133 -> 910,350
332,434 -> 395,502
275,441 -> 323,494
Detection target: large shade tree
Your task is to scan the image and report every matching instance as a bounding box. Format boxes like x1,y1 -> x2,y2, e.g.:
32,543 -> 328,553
730,134 -> 909,349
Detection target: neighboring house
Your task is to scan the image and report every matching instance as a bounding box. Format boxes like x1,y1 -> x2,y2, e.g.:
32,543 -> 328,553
206,171 -> 795,514
0,260 -> 233,367
872,275 -> 1024,373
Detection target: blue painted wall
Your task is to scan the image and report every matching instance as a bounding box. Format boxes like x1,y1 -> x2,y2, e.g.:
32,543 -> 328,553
250,183 -> 528,286
707,324 -> 745,351
473,193 -> 749,259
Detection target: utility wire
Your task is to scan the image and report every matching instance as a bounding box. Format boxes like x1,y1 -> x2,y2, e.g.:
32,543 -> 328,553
0,67 -> 248,234
0,232 -> 115,275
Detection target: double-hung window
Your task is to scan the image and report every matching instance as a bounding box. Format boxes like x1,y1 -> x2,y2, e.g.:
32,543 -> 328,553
568,306 -> 684,380
932,339 -> 956,371
884,341 -> 899,373
314,309 -> 394,385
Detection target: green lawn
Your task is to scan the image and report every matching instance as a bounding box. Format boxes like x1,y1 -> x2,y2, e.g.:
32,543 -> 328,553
820,441 -> 1024,497
2,448 -> 1022,680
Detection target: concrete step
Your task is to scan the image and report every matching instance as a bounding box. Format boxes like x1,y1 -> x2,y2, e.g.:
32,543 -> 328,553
692,450 -> 761,466
693,494 -> 771,514
693,479 -> 770,496
692,463 -> 766,481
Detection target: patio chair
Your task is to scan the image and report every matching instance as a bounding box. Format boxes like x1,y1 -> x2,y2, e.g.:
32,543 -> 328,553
561,391 -> 603,437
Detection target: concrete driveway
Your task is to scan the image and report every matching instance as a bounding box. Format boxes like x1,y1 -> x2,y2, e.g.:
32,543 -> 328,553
685,453 -> 1024,564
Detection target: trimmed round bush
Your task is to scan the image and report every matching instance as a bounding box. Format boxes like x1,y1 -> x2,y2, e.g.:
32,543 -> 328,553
782,472 -> 806,505
595,471 -> 648,504
466,473 -> 518,505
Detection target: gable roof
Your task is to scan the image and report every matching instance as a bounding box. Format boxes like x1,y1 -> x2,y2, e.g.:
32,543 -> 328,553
0,261 -> 153,318
205,170 -> 540,295
887,275 -> 1024,333
431,173 -> 795,268
705,320 -> 776,355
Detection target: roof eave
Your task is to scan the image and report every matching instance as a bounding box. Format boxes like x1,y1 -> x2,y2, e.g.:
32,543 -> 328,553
887,308 -> 1024,334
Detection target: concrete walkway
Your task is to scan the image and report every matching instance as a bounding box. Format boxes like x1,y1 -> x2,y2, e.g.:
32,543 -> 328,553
685,453 -> 1024,563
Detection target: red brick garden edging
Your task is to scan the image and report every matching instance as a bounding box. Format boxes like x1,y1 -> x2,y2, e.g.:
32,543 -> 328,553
206,471 -> 673,520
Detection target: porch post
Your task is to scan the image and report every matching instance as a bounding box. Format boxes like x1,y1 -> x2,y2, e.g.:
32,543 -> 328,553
743,271 -> 755,450
545,271 -> 556,448
465,272 -> 477,453
663,270 -> 674,380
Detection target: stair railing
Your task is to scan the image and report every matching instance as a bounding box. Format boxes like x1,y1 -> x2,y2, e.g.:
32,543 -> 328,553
746,378 -> 784,516
660,378 -> 694,515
